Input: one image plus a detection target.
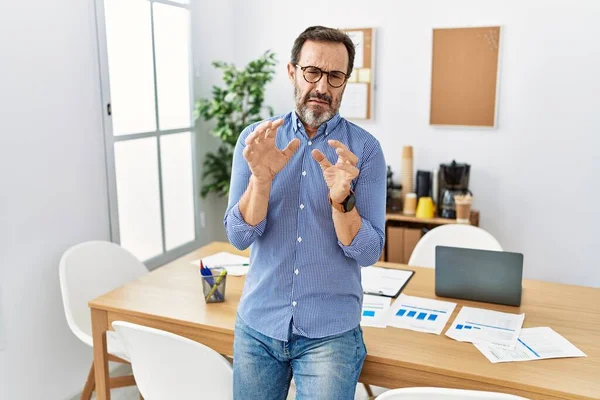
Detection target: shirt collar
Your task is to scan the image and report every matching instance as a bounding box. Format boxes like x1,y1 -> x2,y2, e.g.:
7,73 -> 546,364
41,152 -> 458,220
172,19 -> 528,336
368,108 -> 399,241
292,111 -> 342,137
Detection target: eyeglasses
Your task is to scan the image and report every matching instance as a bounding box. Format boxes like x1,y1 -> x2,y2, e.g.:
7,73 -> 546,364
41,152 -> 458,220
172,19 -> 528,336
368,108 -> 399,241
296,64 -> 348,88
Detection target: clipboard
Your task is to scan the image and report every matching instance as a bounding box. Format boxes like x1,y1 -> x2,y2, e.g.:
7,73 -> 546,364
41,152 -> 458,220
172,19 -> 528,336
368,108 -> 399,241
361,266 -> 415,298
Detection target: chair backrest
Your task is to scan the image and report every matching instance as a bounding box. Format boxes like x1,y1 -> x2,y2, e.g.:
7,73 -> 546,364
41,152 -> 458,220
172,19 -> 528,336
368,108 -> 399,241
408,225 -> 502,268
112,321 -> 233,400
59,241 -> 147,346
376,387 -> 529,399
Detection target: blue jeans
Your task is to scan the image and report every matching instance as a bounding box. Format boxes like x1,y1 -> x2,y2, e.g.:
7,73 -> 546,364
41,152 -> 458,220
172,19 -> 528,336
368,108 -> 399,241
233,315 -> 367,400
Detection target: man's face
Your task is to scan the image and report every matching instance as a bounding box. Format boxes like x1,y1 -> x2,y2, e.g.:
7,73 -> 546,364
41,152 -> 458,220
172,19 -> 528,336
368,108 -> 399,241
288,40 -> 349,129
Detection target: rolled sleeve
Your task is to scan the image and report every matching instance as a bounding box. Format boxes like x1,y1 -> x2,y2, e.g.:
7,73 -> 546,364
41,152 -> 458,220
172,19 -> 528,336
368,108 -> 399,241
337,138 -> 386,266
225,203 -> 267,250
338,217 -> 384,266
223,123 -> 266,250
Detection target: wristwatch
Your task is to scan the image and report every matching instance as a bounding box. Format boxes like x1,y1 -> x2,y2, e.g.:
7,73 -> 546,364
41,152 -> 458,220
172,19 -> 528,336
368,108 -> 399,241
329,191 -> 356,213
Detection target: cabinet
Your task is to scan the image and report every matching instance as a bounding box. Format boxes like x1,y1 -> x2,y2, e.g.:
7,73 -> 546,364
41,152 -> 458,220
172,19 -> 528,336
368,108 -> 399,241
381,210 -> 480,263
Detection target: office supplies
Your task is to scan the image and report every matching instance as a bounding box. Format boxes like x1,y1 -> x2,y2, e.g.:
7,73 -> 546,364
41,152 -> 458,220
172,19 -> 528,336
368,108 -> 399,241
361,294 -> 391,328
435,246 -> 524,306
474,327 -> 587,363
199,260 -> 215,286
192,251 -> 250,276
361,266 -> 414,297
204,268 -> 227,302
384,294 -> 457,335
446,306 -> 524,350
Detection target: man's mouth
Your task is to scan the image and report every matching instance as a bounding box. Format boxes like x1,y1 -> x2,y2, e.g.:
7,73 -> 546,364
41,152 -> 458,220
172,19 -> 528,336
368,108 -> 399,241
307,99 -> 329,105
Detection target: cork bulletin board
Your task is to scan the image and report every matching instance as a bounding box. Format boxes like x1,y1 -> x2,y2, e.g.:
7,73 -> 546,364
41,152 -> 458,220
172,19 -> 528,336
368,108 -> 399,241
429,26 -> 501,128
340,27 -> 375,120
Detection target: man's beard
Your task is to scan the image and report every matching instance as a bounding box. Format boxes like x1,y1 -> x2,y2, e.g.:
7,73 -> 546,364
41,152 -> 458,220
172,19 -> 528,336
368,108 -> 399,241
294,84 -> 343,129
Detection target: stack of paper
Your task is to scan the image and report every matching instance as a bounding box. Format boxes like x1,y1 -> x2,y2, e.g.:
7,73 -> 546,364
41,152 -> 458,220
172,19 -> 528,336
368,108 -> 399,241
384,294 -> 457,335
445,306 -> 525,350
361,294 -> 391,328
361,266 -> 413,297
474,327 -> 587,363
190,252 -> 250,276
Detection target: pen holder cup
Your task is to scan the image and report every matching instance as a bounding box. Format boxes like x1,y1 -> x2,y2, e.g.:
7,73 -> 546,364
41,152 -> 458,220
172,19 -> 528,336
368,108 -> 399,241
201,268 -> 227,303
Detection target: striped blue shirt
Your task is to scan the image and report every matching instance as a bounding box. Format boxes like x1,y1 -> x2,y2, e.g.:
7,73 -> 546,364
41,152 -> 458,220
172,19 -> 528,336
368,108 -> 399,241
224,111 -> 386,341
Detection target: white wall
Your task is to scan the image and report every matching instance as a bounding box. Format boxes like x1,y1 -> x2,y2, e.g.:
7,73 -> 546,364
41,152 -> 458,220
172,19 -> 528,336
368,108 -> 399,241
230,0 -> 600,287
0,1 -> 111,399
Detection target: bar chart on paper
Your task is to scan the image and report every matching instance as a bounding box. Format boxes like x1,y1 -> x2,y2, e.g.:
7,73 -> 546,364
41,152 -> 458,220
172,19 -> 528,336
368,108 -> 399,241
361,294 -> 391,328
385,294 -> 457,334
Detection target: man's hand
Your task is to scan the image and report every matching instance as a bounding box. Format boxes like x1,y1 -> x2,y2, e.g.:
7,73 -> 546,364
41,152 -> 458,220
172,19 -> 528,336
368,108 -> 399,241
243,119 -> 300,184
312,140 -> 359,204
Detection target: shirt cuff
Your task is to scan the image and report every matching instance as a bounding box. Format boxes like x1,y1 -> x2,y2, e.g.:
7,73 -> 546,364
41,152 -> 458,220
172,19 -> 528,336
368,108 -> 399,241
229,203 -> 267,236
337,218 -> 371,259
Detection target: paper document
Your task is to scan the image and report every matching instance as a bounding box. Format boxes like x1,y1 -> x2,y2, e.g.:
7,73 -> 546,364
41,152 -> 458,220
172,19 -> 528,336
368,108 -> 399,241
346,31 -> 364,68
190,252 -> 250,276
384,294 -> 457,335
474,327 -> 587,363
361,294 -> 391,328
340,83 -> 368,119
446,306 -> 524,350
361,266 -> 413,297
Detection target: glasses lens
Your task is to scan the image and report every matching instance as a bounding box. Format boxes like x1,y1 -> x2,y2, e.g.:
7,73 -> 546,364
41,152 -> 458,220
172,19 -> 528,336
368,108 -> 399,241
303,67 -> 322,83
328,71 -> 346,87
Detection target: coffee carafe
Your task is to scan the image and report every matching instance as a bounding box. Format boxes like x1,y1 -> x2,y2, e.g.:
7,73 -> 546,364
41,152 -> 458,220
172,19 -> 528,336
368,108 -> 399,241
437,160 -> 472,219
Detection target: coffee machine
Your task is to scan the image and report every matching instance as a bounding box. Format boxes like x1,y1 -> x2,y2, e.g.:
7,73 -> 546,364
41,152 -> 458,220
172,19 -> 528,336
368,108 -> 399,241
437,160 -> 471,219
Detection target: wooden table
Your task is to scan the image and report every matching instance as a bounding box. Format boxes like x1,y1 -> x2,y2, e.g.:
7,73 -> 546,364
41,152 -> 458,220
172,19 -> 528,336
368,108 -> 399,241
90,242 -> 600,400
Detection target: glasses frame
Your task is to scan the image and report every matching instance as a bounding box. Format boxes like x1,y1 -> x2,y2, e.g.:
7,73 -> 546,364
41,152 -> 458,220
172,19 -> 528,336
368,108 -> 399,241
295,64 -> 349,88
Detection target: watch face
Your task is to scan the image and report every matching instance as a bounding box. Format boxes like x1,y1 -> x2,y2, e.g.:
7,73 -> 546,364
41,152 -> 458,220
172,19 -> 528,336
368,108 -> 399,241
344,193 -> 356,212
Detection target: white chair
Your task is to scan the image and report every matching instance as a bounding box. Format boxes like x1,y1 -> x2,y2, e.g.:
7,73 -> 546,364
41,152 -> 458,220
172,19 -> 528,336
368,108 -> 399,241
112,321 -> 233,400
59,241 -> 148,399
376,387 -> 529,399
408,225 -> 502,268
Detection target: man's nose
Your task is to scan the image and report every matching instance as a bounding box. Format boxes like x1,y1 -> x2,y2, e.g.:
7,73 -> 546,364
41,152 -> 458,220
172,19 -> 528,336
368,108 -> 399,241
314,73 -> 329,94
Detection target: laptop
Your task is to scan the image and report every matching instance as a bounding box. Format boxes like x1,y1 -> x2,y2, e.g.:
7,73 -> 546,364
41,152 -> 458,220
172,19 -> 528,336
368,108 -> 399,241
435,246 -> 524,307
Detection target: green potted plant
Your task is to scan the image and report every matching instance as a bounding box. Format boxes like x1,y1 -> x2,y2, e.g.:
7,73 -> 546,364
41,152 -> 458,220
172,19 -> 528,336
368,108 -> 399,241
194,50 -> 278,198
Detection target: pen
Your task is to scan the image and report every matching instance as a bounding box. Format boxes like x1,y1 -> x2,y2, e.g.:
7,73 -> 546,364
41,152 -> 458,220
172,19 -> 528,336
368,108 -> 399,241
211,263 -> 249,268
205,269 -> 227,302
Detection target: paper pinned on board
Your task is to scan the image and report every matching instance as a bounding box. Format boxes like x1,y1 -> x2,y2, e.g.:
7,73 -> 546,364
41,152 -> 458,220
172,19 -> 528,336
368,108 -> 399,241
384,294 -> 457,335
474,327 -> 587,363
446,306 -> 524,350
346,31 -> 364,68
340,83 -> 368,119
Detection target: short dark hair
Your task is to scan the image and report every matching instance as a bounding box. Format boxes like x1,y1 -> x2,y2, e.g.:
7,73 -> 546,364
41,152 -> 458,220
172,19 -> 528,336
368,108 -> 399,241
290,26 -> 355,75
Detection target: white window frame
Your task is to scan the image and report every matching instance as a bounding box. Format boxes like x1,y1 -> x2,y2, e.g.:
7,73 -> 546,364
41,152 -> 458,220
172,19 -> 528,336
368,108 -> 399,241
94,0 -> 200,269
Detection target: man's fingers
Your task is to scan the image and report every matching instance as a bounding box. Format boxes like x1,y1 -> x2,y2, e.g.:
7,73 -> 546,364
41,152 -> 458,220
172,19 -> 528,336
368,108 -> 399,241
328,139 -> 350,152
335,147 -> 358,166
245,121 -> 270,145
282,138 -> 300,159
311,149 -> 333,171
242,145 -> 254,162
265,118 -> 284,139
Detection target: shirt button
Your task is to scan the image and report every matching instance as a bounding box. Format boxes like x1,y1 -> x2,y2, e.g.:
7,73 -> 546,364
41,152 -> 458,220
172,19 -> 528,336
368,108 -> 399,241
300,204 -> 305,210
302,171 -> 307,176
295,269 -> 299,275
308,141 -> 312,146
297,237 -> 302,242
325,131 -> 329,135
292,301 -> 297,307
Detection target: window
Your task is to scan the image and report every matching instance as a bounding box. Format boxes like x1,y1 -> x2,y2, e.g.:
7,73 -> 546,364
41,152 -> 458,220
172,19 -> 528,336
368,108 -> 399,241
95,0 -> 198,268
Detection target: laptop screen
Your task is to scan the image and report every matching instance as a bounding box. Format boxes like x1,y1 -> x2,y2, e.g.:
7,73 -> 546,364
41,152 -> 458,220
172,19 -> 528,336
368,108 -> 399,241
435,246 -> 524,307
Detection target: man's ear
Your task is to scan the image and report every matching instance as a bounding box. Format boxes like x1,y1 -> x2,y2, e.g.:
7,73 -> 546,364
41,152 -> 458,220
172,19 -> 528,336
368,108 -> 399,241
287,63 -> 296,83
